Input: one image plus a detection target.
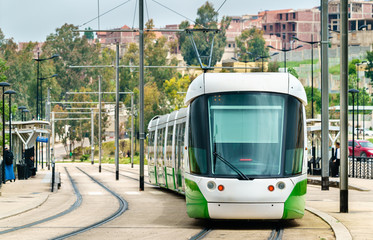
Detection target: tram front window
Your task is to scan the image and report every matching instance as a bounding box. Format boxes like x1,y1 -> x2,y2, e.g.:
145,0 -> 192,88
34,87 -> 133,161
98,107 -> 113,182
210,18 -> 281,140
208,93 -> 304,178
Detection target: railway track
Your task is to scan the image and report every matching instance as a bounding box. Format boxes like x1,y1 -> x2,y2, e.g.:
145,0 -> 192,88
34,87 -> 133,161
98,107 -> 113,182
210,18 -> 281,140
52,166 -> 128,240
0,167 -> 82,235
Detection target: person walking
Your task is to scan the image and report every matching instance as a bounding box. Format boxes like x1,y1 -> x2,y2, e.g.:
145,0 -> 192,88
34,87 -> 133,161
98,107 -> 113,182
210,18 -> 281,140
4,147 -> 15,182
332,142 -> 340,177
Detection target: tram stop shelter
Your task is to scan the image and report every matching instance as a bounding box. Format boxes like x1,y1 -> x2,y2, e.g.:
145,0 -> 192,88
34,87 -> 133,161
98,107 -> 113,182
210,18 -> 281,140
6,120 -> 51,176
307,119 -> 340,175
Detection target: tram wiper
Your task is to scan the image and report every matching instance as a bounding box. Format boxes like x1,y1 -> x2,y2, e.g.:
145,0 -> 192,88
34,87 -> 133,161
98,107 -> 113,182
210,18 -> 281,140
213,148 -> 249,180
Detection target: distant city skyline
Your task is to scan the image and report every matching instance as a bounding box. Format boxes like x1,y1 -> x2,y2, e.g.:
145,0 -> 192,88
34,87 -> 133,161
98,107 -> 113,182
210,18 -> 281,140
0,0 -> 319,42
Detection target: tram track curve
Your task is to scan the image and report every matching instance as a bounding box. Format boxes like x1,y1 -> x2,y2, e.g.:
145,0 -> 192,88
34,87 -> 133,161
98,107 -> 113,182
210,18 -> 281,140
0,167 -> 82,235
52,166 -> 128,240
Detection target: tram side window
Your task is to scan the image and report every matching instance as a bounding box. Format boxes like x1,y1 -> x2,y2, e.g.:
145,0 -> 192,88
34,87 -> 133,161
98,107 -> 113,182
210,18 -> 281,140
148,131 -> 155,165
284,98 -> 304,176
166,125 -> 174,167
189,97 -> 209,175
157,128 -> 165,166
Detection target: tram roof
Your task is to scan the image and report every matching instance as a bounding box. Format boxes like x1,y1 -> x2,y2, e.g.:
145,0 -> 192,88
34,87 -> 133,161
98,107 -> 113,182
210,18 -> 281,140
184,73 -> 307,106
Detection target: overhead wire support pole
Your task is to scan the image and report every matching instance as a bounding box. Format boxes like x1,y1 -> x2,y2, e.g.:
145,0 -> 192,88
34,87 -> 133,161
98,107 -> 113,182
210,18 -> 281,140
340,0 -> 349,213
99,76 -> 102,173
131,93 -> 134,168
139,0 -> 145,191
91,109 -> 94,165
321,0 -> 330,191
115,42 -> 120,181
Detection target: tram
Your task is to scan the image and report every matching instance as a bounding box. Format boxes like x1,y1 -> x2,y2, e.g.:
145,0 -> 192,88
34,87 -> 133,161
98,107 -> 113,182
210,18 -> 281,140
147,72 -> 307,219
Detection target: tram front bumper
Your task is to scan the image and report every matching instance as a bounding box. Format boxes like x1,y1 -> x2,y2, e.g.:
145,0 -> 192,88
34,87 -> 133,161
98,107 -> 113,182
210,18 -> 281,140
208,202 -> 284,219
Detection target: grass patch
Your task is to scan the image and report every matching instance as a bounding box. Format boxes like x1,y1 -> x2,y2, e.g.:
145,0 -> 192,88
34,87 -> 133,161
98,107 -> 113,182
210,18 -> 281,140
278,59 -> 319,68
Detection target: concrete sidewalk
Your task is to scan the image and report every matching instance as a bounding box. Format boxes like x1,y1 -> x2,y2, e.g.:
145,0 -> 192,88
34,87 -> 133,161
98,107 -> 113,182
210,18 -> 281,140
307,176 -> 373,240
0,168 -> 54,220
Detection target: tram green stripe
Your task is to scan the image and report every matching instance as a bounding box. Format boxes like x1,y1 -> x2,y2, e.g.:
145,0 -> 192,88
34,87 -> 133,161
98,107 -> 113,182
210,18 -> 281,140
172,168 -> 176,190
164,167 -> 168,188
185,178 -> 210,219
154,166 -> 158,184
282,179 -> 307,219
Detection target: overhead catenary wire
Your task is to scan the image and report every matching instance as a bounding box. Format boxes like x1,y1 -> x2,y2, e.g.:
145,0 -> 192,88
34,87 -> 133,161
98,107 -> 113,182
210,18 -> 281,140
216,0 -> 228,13
132,0 -> 138,29
79,0 -> 132,28
150,0 -> 198,26
145,0 -> 150,23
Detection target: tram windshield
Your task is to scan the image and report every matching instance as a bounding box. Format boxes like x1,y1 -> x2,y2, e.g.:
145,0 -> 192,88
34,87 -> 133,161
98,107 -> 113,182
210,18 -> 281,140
188,92 -> 304,178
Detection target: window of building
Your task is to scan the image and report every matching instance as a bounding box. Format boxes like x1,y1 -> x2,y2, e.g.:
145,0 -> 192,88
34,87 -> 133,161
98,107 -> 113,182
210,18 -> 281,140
264,25 -> 267,31
293,13 -> 296,19
228,43 -> 231,48
270,25 -> 273,31
292,24 -> 296,31
282,34 -> 286,40
283,24 -> 286,30
286,13 -> 288,21
279,14 -> 282,20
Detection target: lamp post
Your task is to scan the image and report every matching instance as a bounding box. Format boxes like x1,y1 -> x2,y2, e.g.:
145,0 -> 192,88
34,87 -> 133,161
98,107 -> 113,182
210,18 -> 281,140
232,51 -> 252,72
33,53 -> 59,120
4,90 -> 16,152
356,61 -> 367,139
0,82 -> 10,184
23,109 -> 29,121
39,74 -> 57,120
267,44 -> 303,72
18,106 -> 27,121
349,88 -> 359,178
255,52 -> 279,72
362,87 -> 368,139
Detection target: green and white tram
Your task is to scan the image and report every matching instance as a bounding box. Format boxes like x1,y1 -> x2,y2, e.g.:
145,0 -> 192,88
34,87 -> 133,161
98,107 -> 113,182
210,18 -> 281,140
147,72 -> 307,219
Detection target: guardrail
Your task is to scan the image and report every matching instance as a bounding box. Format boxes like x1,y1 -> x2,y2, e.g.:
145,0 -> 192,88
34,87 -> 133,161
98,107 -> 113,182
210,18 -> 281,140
308,156 -> 373,179
349,157 -> 373,179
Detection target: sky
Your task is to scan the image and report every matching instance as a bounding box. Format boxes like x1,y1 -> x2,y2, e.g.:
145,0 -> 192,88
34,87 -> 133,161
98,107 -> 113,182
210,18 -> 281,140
0,0 -> 319,42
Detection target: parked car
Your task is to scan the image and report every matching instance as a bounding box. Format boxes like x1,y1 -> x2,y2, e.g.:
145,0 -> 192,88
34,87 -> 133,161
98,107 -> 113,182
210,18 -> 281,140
364,129 -> 373,136
348,140 -> 373,157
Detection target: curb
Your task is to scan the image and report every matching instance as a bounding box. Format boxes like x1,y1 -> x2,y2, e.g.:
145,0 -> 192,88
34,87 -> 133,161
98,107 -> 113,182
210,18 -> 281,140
0,193 -> 50,220
306,206 -> 352,240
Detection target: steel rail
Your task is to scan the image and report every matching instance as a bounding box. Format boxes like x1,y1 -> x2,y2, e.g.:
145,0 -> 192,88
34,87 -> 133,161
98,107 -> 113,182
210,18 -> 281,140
0,167 -> 82,235
189,228 -> 213,240
52,167 -> 128,240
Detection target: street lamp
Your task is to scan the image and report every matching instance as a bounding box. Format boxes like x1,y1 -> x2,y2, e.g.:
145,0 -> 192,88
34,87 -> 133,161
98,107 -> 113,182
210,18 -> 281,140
232,51 -> 252,72
362,87 -> 369,139
4,90 -> 16,152
33,53 -> 59,120
23,109 -> 29,121
356,61 -> 367,139
267,44 -> 303,72
39,74 -> 58,119
255,52 -> 279,72
18,106 -> 27,121
0,82 -> 10,184
349,88 -> 359,178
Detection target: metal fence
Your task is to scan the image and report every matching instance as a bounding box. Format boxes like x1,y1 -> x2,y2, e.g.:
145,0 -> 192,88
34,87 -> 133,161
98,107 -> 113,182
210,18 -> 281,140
349,157 -> 373,179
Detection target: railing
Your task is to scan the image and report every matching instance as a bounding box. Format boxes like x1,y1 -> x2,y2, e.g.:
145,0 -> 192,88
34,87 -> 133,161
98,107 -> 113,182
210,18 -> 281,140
308,156 -> 373,179
349,157 -> 373,179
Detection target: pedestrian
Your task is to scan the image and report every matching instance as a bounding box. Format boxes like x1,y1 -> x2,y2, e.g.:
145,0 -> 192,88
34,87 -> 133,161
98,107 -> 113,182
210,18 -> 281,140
4,147 -> 15,182
332,142 -> 340,177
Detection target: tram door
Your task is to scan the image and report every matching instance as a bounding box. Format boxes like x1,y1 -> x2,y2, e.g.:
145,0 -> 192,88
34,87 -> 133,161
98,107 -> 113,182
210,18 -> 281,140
175,122 -> 186,191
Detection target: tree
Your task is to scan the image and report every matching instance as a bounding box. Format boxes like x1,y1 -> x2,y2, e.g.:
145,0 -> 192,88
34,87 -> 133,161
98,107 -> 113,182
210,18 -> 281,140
267,61 -> 279,72
164,75 -> 191,110
366,50 -> 373,83
178,2 -> 230,66
288,67 -> 299,78
0,28 -> 5,47
42,24 -> 102,97
235,27 -> 268,61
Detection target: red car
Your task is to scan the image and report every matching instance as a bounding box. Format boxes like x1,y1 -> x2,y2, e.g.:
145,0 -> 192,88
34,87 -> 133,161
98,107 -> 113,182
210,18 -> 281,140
348,140 -> 373,157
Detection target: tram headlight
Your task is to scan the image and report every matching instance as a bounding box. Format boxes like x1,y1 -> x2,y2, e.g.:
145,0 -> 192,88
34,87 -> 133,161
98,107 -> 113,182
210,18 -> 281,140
277,181 -> 286,190
207,181 -> 216,190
